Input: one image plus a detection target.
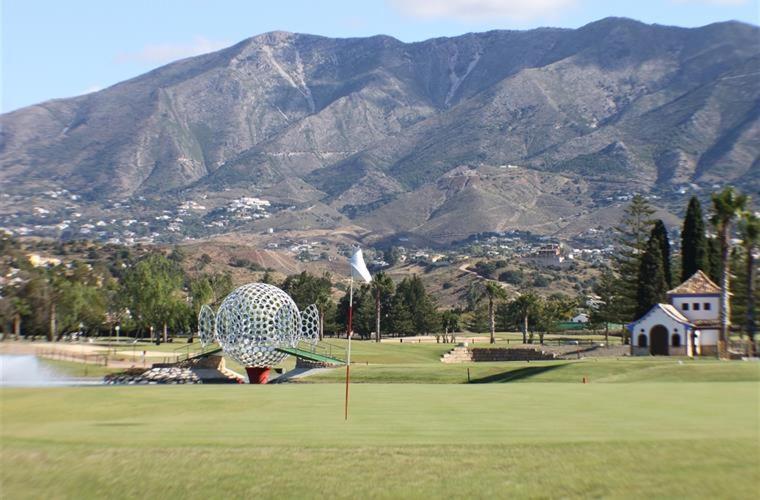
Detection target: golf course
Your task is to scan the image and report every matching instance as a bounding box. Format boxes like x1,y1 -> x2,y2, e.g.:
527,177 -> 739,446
1,341 -> 759,499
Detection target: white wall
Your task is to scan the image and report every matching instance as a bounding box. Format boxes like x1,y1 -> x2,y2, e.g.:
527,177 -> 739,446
670,295 -> 719,322
630,307 -> 689,349
695,328 -> 719,347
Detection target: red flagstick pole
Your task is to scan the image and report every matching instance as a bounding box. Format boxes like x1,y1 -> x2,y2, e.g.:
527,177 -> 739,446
345,277 -> 353,421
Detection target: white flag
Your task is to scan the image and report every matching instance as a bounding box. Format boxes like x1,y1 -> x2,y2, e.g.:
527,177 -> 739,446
350,247 -> 372,283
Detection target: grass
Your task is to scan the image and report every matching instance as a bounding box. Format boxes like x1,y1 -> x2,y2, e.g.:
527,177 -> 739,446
307,358 -> 760,384
296,335 -> 619,366
322,339 -> 453,363
6,340 -> 759,497
37,358 -> 124,378
1,382 -> 758,499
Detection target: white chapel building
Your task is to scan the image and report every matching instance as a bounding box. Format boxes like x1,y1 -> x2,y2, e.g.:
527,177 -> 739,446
628,271 -> 722,357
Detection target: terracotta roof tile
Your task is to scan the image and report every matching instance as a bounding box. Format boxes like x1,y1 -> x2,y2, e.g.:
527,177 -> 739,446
692,320 -> 721,329
659,303 -> 695,325
667,270 -> 721,295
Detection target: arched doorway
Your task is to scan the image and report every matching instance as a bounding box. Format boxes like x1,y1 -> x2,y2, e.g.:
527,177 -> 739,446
650,325 -> 669,355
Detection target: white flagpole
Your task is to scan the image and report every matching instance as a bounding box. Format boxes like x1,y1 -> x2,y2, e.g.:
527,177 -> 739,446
345,276 -> 353,420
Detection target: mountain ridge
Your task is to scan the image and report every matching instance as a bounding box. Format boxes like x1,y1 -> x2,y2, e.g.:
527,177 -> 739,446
1,17 -> 758,243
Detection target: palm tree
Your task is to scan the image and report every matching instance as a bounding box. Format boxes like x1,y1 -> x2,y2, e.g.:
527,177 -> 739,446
710,187 -> 749,358
441,310 -> 460,343
10,297 -> 31,339
509,292 -> 540,344
480,281 -> 508,344
739,213 -> 759,355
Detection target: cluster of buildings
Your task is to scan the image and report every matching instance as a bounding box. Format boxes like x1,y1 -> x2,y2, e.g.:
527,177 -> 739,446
393,232 -> 614,269
0,195 -> 276,246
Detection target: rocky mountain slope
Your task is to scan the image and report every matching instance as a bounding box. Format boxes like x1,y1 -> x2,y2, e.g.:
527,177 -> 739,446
1,18 -> 758,243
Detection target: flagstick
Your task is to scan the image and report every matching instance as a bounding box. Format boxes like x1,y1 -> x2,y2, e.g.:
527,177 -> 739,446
345,276 -> 353,421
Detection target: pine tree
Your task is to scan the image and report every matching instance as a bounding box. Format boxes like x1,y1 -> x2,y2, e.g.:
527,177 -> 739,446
613,195 -> 656,321
466,304 -> 490,334
636,236 -> 667,318
389,298 -> 415,336
681,196 -> 708,281
390,275 -> 439,336
336,286 -> 373,338
590,269 -> 618,343
651,220 -> 672,288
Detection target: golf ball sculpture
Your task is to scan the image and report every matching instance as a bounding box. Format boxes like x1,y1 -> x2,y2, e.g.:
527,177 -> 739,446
198,304 -> 216,347
198,283 -> 318,367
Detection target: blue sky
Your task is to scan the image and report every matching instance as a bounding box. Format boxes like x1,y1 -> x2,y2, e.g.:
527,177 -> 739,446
2,0 -> 758,112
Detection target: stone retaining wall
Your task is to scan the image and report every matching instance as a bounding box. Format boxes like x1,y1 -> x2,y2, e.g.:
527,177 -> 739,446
296,357 -> 341,369
441,345 -> 557,363
104,355 -> 243,384
104,366 -> 201,384
471,348 -> 557,362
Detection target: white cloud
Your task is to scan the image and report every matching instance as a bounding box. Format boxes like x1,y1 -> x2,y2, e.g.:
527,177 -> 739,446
115,36 -> 230,64
387,0 -> 580,22
671,0 -> 749,4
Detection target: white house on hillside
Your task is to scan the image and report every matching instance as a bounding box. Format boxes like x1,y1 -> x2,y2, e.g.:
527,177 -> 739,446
628,271 -> 722,357
571,313 -> 589,324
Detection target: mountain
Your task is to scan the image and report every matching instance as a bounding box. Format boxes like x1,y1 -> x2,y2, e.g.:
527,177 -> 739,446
1,18 -> 758,244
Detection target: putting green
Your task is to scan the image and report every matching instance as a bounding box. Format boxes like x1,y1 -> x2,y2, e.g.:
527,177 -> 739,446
1,382 -> 758,498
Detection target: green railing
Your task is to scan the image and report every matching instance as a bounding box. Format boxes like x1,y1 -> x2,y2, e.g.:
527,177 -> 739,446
296,340 -> 347,362
174,343 -> 222,363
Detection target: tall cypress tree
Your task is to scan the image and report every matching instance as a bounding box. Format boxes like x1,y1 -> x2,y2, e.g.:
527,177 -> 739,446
651,220 -> 672,288
636,235 -> 667,318
706,237 -> 722,284
681,196 -> 708,281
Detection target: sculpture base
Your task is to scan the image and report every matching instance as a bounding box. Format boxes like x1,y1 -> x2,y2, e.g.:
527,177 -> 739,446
245,367 -> 271,384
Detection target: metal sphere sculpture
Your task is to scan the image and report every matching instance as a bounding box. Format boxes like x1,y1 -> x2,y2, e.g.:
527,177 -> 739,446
199,283 -> 318,368
198,304 -> 216,347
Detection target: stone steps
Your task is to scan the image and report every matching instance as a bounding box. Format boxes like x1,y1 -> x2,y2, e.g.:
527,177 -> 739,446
441,346 -> 473,363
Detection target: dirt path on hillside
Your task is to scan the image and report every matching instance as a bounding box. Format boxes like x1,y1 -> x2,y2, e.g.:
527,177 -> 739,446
457,263 -> 510,290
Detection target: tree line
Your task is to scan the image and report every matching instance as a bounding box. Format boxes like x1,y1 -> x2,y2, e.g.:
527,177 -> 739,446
0,240 -> 234,342
0,187 -> 756,351
0,237 -> 453,342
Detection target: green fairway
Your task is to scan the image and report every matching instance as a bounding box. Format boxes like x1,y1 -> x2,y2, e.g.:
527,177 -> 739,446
324,339 -> 453,363
306,357 -> 760,384
312,336 -> 622,365
1,382 -> 758,499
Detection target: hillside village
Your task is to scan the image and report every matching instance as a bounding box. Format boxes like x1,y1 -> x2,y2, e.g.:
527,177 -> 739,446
1,183 -> 704,280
